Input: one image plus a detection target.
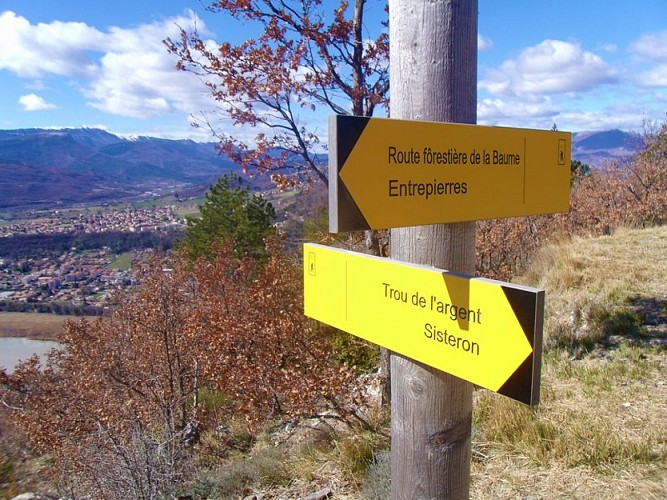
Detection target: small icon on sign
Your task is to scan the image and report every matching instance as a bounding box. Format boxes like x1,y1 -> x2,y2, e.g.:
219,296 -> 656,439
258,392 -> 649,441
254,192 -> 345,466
558,139 -> 566,165
308,252 -> 316,276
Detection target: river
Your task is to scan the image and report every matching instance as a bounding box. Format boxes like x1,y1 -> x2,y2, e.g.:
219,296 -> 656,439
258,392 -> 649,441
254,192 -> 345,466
0,337 -> 60,374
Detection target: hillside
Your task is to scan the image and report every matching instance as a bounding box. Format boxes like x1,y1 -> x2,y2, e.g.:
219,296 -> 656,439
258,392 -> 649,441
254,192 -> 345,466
16,227 -> 667,498
467,225 -> 666,499
211,226 -> 666,499
163,226 -> 667,499
0,128 -> 241,210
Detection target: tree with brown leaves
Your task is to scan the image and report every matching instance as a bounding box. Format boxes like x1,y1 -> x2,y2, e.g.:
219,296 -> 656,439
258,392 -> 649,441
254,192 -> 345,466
164,0 -> 389,189
1,243 -> 366,497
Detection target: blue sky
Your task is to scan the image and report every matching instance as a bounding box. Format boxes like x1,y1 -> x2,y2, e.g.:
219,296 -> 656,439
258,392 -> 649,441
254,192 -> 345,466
0,0 -> 665,141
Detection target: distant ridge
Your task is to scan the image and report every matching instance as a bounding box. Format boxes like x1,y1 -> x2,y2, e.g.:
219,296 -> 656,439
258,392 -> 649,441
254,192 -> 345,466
0,128 -> 246,210
572,129 -> 642,168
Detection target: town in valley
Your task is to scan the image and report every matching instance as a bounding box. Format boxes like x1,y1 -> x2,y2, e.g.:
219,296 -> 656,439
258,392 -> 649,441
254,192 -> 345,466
0,203 -> 191,315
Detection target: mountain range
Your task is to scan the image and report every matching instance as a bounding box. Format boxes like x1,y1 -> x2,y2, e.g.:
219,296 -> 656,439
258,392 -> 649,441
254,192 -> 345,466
0,128 -> 242,210
0,127 -> 642,211
571,129 -> 642,167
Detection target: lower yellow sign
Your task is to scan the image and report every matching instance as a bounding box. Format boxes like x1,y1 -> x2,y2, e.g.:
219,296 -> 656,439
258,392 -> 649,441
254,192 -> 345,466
303,243 -> 544,405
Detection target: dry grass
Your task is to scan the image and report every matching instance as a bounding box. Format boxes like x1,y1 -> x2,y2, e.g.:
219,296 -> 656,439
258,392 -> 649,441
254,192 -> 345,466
471,342 -> 666,498
0,312 -> 76,340
187,419 -> 382,499
520,225 -> 667,351
469,225 -> 667,499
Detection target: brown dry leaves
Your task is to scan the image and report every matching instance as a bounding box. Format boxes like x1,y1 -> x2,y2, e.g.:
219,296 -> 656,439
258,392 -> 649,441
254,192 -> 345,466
1,242 -> 362,493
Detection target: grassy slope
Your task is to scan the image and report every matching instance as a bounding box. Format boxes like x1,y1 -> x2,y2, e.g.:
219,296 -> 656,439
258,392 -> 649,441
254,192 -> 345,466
469,225 -> 666,499
2,227 -> 664,498
180,226 -> 666,499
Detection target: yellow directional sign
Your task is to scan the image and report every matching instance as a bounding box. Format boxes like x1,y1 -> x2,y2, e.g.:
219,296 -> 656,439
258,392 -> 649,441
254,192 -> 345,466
304,243 -> 544,405
329,115 -> 571,232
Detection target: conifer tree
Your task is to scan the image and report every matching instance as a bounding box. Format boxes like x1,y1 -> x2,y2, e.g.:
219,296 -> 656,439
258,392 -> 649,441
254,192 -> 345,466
180,174 -> 276,260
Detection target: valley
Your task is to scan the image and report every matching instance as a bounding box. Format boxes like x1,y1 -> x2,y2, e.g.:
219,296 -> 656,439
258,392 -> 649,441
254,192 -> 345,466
0,182 -> 322,328
0,203 -> 188,318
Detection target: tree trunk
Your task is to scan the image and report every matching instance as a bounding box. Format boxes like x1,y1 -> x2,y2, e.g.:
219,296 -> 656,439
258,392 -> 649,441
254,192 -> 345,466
389,1 -> 478,498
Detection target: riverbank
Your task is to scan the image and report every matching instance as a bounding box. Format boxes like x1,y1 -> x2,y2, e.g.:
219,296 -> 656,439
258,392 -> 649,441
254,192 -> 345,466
0,312 -> 93,341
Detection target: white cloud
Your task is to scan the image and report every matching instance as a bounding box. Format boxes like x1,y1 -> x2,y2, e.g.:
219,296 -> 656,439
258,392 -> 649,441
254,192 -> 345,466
480,39 -> 618,97
88,14 -> 218,119
477,97 -> 646,132
477,35 -> 667,131
628,31 -> 667,89
87,48 -> 202,118
19,93 -> 57,111
26,80 -> 46,90
629,30 -> 667,62
636,64 -> 667,88
477,87 -> 660,132
0,10 -> 216,120
477,94 -> 559,130
598,43 -> 618,54
478,96 -> 555,122
557,109 -> 648,133
478,34 -> 493,52
0,11 -> 104,78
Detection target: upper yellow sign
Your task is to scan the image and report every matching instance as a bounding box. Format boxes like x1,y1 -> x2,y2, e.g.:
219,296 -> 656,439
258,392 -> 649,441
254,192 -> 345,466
303,243 -> 544,405
329,115 -> 571,232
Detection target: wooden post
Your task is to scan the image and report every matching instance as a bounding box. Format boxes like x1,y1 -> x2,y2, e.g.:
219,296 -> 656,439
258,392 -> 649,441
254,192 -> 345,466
389,1 -> 478,498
